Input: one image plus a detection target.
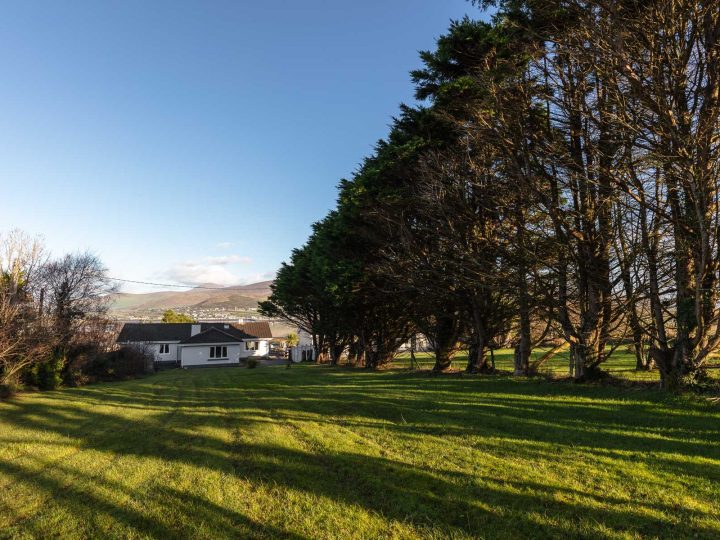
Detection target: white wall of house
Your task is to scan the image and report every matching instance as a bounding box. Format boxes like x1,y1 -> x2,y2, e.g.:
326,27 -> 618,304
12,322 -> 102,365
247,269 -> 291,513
154,342 -> 181,362
239,340 -> 270,358
290,330 -> 314,363
297,329 -> 313,347
119,341 -> 181,362
123,338 -> 271,367
290,345 -> 314,363
180,343 -> 242,367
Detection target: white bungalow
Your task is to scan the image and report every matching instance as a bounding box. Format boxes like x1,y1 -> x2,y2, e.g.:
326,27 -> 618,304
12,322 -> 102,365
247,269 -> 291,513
116,322 -> 272,368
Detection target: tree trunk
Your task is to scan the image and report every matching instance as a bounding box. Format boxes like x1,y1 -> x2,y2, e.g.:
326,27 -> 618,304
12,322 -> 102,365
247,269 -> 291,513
570,342 -> 586,381
432,313 -> 461,371
513,199 -> 532,376
513,317 -> 531,375
329,342 -> 344,366
409,334 -> 417,370
466,333 -> 490,373
466,303 -> 485,373
311,333 -> 320,364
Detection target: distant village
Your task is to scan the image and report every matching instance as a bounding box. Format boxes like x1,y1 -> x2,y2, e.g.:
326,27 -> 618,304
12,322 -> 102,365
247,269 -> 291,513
111,305 -> 262,323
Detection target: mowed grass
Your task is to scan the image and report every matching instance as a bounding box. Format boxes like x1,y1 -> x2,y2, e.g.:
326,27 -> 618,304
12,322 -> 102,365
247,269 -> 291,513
0,365 -> 719,539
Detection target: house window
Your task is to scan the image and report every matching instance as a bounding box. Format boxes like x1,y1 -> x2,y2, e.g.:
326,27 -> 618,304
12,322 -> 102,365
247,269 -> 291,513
245,341 -> 257,351
158,344 -> 170,355
209,346 -> 228,359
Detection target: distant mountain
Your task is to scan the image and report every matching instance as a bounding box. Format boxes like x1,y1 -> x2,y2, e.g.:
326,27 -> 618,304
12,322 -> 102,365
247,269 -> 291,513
110,280 -> 273,313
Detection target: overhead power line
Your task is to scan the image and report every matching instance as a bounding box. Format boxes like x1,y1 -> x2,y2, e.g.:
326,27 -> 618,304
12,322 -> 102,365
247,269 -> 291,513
107,276 -> 272,292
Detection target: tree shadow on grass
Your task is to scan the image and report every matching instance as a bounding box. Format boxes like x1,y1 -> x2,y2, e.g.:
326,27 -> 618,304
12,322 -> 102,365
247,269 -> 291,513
0,456 -> 307,540
1,429 -> 717,539
1,367 -> 719,538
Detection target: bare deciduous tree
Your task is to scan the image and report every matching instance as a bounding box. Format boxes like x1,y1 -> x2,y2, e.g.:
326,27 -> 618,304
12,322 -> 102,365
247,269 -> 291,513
41,252 -> 117,351
0,231 -> 49,387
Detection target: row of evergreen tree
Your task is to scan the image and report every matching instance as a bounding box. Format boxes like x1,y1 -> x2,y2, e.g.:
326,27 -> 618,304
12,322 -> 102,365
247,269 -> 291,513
261,0 -> 720,390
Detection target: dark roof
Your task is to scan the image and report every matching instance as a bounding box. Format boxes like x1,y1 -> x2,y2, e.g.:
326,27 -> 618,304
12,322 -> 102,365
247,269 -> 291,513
180,327 -> 242,344
208,324 -> 249,341
117,323 -> 193,342
240,322 -> 273,339
117,322 -> 272,343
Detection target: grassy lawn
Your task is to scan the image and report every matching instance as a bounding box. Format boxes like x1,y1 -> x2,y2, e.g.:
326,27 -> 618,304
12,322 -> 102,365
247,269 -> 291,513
392,349 -> 720,383
1,365 -> 719,539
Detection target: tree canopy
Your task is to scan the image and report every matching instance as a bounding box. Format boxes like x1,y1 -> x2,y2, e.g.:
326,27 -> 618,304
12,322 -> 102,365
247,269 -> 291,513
161,310 -> 195,323
265,0 -> 720,391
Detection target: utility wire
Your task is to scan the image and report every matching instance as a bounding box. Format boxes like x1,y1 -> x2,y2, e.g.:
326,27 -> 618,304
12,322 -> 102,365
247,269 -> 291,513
107,276 -> 272,292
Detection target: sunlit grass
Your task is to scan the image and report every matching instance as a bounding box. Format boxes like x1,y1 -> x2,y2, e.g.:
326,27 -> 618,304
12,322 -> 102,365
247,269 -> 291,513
392,348 -> 720,382
0,365 -> 718,538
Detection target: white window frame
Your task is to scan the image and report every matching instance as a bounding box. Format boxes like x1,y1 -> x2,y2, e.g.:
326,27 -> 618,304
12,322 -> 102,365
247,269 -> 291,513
245,341 -> 257,351
158,344 -> 170,355
209,345 -> 228,359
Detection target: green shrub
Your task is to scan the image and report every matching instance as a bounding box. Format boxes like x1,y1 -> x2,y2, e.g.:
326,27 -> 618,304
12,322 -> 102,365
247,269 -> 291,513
32,352 -> 65,390
247,358 -> 258,369
85,346 -> 154,380
0,382 -> 18,399
63,349 -> 96,387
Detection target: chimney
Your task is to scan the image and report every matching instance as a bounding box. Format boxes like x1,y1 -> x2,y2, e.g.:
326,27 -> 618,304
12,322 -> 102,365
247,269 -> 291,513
191,324 -> 201,336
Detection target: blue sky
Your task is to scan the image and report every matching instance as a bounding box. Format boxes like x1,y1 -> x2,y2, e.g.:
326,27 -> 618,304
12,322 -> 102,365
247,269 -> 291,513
0,1 -> 484,293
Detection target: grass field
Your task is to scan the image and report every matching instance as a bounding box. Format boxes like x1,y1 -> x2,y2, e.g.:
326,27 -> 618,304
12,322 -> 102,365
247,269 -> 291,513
1,364 -> 719,539
393,348 -> 720,383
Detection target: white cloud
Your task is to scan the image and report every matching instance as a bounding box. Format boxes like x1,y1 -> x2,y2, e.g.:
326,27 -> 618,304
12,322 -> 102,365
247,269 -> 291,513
216,242 -> 234,249
161,255 -> 252,286
205,255 -> 252,265
234,272 -> 276,284
163,263 -> 240,287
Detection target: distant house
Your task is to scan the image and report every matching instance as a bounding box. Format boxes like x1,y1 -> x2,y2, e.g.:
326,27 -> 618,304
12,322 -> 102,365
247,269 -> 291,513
289,328 -> 315,363
116,322 -> 273,368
